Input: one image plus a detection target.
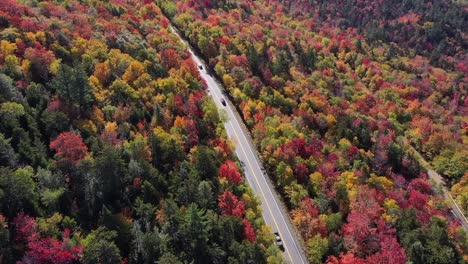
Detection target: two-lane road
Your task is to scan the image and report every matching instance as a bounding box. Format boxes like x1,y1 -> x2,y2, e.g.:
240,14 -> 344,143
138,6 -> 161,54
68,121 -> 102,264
171,27 -> 308,264
427,170 -> 468,230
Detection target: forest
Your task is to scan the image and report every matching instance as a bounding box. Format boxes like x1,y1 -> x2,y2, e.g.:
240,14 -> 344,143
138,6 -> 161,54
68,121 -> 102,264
0,0 -> 467,263
0,0 -> 283,263
156,0 -> 467,263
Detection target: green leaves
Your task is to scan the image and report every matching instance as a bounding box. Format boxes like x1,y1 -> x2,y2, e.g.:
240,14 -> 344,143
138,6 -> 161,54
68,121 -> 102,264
52,64 -> 95,112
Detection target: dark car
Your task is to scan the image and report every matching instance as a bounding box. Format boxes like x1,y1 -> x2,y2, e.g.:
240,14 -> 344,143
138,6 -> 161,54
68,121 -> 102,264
274,232 -> 284,251
221,98 -> 226,106
198,64 -> 203,70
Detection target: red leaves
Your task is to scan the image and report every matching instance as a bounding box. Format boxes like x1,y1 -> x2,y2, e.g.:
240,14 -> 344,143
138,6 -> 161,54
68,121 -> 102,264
327,253 -> 365,264
13,213 -> 82,264
219,160 -> 242,185
342,210 -> 379,256
242,219 -> 256,242
160,49 -> 181,70
50,132 -> 88,165
294,163 -> 309,184
22,232 -> 82,264
365,236 -> 407,264
218,190 -> 245,217
12,212 -> 39,243
300,198 -> 319,218
408,189 -> 428,210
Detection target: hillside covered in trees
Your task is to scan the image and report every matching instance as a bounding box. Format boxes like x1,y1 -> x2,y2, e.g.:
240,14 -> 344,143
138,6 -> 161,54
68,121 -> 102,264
157,0 -> 468,263
0,0 -> 467,263
0,0 -> 283,263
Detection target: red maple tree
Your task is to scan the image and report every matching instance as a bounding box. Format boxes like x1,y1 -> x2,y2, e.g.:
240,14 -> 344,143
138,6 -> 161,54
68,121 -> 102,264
13,213 -> 82,264
218,190 -> 246,217
50,132 -> 88,165
219,160 -> 242,185
242,219 -> 256,242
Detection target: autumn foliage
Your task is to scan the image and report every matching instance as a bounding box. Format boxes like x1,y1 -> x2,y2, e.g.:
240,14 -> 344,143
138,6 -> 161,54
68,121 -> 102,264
0,0 -> 279,262
49,132 -> 88,165
160,0 -> 467,262
218,190 -> 246,217
219,160 -> 242,185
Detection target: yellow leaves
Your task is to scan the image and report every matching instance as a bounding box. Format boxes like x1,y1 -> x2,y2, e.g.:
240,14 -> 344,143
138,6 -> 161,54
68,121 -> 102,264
423,21 -> 434,30
21,59 -> 31,73
123,60 -> 145,84
25,32 -> 37,43
325,114 -> 336,127
4,55 -> 21,76
309,95 -> 327,111
158,76 -> 187,94
37,213 -> 63,238
71,38 -> 109,61
256,100 -> 266,112
382,198 -> 399,224
0,40 -> 17,61
133,73 -> 152,89
222,73 -> 235,88
89,75 -> 108,103
154,93 -> 165,104
368,174 -> 394,192
153,126 -> 171,142
104,122 -> 118,133
321,37 -> 330,47
1,102 -> 25,117
77,119 -> 97,135
451,173 -> 468,215
232,87 -> 243,101
49,59 -> 61,75
339,171 -> 358,200
309,172 -> 323,194
71,37 -> 88,58
338,138 -> 352,150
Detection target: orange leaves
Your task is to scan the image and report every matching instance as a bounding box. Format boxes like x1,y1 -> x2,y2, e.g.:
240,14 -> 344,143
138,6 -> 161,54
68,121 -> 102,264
123,61 -> 145,84
93,61 -> 111,85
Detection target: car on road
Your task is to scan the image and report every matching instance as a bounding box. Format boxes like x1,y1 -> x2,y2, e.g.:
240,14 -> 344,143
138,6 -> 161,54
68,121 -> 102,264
274,232 -> 284,251
198,64 -> 203,70
221,98 -> 226,106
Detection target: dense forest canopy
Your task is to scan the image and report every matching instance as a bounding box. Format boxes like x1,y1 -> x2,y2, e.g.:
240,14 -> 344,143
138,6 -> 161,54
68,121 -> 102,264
0,0 -> 283,263
156,0 -> 467,263
0,0 -> 467,263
